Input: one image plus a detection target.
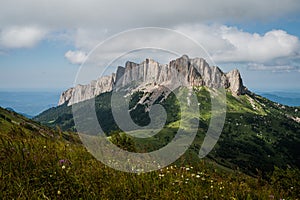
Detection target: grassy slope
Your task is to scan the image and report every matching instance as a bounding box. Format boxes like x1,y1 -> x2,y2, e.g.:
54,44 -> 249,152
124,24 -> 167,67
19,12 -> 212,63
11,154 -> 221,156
34,88 -> 300,174
1,107 -> 300,199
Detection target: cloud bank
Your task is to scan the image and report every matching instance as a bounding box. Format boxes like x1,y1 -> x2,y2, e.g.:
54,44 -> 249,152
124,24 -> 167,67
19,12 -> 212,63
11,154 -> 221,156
0,0 -> 300,72
0,0 -> 300,29
62,25 -> 300,69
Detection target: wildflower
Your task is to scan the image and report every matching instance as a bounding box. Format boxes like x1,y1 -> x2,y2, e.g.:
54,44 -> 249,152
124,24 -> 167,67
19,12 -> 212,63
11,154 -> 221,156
57,190 -> 61,195
62,165 -> 66,169
186,167 -> 190,171
196,175 -> 200,178
59,159 -> 66,164
43,146 -> 47,149
211,185 -> 213,189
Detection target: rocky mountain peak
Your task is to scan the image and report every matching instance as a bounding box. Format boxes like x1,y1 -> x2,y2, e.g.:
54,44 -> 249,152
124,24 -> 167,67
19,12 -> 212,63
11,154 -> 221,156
58,55 -> 246,106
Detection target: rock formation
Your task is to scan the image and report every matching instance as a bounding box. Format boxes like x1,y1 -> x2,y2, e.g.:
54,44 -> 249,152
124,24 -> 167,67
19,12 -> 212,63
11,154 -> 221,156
58,55 -> 246,106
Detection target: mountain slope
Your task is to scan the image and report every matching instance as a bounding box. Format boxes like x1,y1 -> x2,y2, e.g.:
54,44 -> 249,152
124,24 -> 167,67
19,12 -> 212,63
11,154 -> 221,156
35,87 -> 300,176
3,105 -> 300,199
0,106 -> 56,139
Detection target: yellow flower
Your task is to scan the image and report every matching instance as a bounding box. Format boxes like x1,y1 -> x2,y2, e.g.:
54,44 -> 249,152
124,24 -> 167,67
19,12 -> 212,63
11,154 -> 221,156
62,165 -> 66,169
57,190 -> 61,195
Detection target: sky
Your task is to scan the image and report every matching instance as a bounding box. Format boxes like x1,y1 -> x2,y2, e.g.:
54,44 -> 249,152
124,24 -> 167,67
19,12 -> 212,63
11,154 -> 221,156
1,0 -> 300,92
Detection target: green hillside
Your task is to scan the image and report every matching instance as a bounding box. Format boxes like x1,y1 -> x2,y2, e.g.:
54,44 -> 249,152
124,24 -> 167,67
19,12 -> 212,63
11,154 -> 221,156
35,87 -> 300,176
1,106 -> 300,199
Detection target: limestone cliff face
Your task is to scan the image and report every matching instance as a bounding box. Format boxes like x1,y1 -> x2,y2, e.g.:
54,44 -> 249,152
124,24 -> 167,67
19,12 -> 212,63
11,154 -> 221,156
58,55 -> 246,106
58,75 -> 115,106
226,69 -> 245,95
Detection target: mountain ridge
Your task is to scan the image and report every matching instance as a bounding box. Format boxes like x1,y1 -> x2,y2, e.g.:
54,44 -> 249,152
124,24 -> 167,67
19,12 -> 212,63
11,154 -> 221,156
59,55 -> 246,106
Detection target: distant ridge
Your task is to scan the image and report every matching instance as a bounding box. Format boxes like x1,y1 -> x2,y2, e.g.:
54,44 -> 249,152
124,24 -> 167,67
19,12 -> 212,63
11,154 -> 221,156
5,107 -> 33,119
257,92 -> 300,107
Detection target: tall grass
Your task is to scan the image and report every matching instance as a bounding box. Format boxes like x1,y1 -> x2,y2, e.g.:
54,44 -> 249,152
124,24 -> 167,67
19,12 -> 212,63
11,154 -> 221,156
1,132 -> 299,199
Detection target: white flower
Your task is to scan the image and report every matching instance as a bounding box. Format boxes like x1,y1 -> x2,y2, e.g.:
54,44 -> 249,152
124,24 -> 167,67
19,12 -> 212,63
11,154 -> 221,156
62,165 -> 66,169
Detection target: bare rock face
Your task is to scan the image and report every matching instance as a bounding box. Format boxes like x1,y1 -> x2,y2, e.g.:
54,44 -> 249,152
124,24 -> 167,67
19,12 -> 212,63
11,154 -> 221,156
59,75 -> 115,106
58,87 -> 74,105
226,69 -> 245,95
58,55 -> 246,106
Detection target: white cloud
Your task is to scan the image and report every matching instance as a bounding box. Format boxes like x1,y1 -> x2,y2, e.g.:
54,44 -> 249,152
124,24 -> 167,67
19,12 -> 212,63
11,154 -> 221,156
215,28 -> 299,62
68,25 -> 300,67
0,26 -> 47,48
64,50 -> 87,65
175,24 -> 300,63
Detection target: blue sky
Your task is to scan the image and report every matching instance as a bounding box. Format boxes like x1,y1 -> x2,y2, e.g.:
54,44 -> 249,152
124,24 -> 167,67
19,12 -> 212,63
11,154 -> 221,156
1,0 -> 300,92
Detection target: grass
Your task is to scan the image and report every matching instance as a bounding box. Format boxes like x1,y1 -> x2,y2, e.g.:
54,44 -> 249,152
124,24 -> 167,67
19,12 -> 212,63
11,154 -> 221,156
1,130 -> 299,199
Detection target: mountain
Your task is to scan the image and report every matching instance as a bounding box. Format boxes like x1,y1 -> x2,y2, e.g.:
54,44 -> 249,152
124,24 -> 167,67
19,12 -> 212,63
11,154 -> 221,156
35,55 -> 300,176
58,55 -> 246,106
